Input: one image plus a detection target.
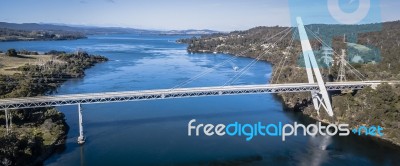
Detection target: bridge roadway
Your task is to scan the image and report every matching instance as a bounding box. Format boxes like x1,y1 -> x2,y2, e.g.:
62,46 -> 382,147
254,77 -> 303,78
0,81 -> 393,110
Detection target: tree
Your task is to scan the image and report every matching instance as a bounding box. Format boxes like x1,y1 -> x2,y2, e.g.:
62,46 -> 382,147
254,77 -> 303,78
6,49 -> 17,57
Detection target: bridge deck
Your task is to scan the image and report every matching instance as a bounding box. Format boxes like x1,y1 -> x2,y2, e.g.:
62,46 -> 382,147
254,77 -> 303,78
0,81 -> 391,110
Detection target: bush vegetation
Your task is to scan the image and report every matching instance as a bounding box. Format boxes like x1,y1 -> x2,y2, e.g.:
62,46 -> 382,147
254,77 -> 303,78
0,50 -> 108,165
180,21 -> 400,145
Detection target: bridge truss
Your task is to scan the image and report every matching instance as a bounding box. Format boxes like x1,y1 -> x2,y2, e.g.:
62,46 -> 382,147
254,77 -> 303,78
0,82 -> 381,110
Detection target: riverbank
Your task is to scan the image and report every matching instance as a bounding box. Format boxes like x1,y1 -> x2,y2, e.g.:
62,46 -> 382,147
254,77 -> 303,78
191,49 -> 400,147
0,50 -> 108,165
178,23 -> 400,147
0,28 -> 86,42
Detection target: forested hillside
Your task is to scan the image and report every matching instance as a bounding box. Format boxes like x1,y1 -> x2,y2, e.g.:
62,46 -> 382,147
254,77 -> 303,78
0,28 -> 86,42
179,21 -> 400,146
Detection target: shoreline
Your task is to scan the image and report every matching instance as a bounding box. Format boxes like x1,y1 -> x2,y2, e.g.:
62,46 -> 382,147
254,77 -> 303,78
302,105 -> 400,147
265,52 -> 400,148
0,37 -> 87,42
0,50 -> 108,165
275,91 -> 400,150
178,22 -> 400,146
192,50 -> 400,149
32,121 -> 70,165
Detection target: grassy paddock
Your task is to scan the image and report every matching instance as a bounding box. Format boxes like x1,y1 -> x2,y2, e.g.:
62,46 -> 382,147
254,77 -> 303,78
0,53 -> 63,75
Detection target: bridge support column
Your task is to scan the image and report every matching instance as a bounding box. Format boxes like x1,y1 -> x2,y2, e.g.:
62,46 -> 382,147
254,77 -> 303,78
77,104 -> 85,144
311,91 -> 319,111
9,110 -> 12,131
5,109 -> 9,135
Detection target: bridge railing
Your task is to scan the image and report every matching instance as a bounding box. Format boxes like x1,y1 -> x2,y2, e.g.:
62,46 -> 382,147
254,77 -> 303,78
0,81 -> 389,110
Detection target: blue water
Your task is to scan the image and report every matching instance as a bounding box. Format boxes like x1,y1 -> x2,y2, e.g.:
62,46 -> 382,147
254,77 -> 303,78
1,34 -> 399,165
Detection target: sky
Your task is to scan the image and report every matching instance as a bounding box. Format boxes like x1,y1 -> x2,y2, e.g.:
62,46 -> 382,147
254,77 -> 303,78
0,0 -> 399,31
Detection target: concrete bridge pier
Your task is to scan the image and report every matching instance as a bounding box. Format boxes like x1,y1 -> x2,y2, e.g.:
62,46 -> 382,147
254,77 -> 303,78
3,109 -> 12,135
77,103 -> 85,144
5,109 -> 9,135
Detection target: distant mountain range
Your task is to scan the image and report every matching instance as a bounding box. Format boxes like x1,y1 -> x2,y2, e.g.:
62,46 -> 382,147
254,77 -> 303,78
0,22 -> 220,35
159,29 -> 220,35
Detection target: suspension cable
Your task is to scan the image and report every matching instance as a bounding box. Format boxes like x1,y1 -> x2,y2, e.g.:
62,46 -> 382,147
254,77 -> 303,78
172,27 -> 292,89
228,28 -> 293,85
305,26 -> 365,79
170,55 -> 237,89
273,29 -> 297,84
224,27 -> 293,86
304,26 -> 365,80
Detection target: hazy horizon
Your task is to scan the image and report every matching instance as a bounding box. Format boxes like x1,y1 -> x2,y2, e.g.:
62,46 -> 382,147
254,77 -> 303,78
1,0 -> 399,31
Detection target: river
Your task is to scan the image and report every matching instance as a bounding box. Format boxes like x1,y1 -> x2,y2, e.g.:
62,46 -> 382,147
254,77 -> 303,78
1,34 -> 399,165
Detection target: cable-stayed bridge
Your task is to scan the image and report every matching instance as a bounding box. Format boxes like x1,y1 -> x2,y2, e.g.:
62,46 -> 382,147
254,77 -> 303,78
0,81 -> 389,110
1,17 -> 398,144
